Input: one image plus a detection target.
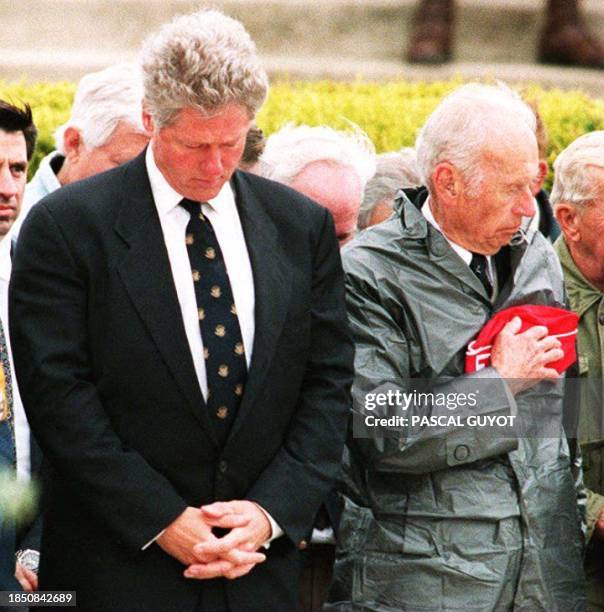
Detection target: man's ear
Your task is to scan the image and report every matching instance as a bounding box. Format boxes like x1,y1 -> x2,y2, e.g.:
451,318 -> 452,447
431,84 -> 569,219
532,160 -> 549,196
62,127 -> 84,163
432,162 -> 460,204
555,202 -> 581,242
142,107 -> 154,133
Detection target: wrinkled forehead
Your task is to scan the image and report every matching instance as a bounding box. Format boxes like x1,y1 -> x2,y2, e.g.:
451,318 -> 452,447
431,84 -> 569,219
479,134 -> 539,178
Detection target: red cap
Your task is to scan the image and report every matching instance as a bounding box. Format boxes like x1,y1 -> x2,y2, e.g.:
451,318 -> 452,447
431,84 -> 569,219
465,304 -> 578,374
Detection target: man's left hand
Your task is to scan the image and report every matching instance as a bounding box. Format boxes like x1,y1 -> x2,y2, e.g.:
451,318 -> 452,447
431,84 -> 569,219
15,562 -> 38,592
185,501 -> 271,580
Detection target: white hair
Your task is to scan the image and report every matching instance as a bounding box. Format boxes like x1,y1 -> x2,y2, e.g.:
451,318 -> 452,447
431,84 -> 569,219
54,63 -> 145,154
415,83 -> 537,196
551,131 -> 604,210
358,149 -> 420,229
260,124 -> 376,192
140,9 -> 268,127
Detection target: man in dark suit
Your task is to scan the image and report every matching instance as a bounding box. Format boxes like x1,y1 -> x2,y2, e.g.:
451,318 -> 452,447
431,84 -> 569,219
8,9 -> 353,612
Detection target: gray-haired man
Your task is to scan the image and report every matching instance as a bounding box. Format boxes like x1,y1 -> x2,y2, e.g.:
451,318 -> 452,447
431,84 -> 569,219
328,83 -> 585,611
16,63 -> 149,236
261,124 -> 376,247
553,131 -> 604,611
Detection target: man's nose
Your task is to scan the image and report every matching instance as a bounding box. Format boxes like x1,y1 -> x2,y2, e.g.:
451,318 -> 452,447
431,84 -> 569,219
514,188 -> 536,217
200,147 -> 224,176
0,167 -> 18,201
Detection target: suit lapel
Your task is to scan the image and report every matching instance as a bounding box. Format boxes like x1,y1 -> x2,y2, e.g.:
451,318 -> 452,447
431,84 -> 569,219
113,152 -> 218,447
228,172 -> 292,441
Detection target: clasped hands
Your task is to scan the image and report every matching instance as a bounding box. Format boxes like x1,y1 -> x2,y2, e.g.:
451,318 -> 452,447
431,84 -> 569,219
157,501 -> 271,580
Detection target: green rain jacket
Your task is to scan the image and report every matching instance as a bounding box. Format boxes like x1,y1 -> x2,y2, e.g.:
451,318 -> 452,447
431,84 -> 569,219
327,189 -> 585,611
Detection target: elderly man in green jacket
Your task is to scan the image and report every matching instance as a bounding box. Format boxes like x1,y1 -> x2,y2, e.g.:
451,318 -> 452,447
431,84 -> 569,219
327,83 -> 586,611
553,130 -> 604,611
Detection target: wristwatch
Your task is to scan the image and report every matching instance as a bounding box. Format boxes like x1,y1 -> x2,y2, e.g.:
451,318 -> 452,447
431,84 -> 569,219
16,549 -> 40,574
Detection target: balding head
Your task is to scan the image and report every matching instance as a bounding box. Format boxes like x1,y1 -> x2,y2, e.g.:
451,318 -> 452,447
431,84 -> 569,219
417,83 -> 539,255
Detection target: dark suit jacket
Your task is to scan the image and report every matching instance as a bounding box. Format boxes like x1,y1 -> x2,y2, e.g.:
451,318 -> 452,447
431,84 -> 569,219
8,151 -> 353,611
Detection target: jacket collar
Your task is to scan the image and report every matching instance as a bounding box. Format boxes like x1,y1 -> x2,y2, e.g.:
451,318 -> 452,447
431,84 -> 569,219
395,187 -> 429,238
554,236 -> 602,317
395,186 -> 524,305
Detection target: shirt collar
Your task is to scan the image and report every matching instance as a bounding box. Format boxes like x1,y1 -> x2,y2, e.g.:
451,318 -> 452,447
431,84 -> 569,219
145,145 -> 235,217
422,196 -> 474,265
0,232 -> 12,281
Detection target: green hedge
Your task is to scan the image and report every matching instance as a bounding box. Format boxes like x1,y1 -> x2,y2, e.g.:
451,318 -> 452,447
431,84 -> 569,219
2,78 -> 604,190
0,80 -> 76,177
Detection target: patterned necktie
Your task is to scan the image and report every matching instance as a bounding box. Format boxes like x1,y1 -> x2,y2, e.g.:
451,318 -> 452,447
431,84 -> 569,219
0,316 -> 15,469
180,199 -> 247,444
470,253 -> 493,299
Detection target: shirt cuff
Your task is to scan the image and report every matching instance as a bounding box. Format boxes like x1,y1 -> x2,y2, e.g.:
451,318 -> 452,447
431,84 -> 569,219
252,503 -> 283,549
141,529 -> 165,551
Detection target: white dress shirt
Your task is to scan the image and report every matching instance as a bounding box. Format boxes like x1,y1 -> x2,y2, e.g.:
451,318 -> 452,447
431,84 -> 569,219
144,146 -> 282,546
422,197 -> 498,300
145,147 -> 255,397
0,232 -> 30,481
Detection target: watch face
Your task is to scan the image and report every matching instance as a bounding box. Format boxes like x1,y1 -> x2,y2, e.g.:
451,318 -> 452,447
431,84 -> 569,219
18,550 -> 39,573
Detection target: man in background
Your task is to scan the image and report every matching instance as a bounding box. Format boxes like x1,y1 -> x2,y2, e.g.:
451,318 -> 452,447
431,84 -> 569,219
553,131 -> 604,610
0,99 -> 38,592
358,148 -> 420,230
238,124 -> 266,174
261,123 -> 374,611
261,124 -> 376,246
16,62 -> 148,235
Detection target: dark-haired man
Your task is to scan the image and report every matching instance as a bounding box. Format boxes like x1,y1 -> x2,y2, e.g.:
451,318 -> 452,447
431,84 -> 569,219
0,99 -> 40,592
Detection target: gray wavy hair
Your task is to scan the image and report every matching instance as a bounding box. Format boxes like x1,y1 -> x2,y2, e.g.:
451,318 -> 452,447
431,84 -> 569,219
415,83 -> 537,197
140,9 -> 269,127
551,131 -> 604,210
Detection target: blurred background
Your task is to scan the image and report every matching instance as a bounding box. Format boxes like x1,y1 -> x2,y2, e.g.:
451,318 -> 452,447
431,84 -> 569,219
2,0 -> 603,184
1,0 -> 603,96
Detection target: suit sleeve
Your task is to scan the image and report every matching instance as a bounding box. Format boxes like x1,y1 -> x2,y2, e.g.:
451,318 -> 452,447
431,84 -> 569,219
9,203 -> 187,552
16,512 -> 42,553
344,263 -> 519,475
246,209 -> 354,546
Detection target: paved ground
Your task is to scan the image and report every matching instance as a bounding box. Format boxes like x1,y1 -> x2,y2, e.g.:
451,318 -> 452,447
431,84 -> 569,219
1,0 -> 603,96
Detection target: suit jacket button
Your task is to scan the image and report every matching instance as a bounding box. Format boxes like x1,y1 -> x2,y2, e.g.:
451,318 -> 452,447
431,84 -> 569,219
218,460 -> 228,473
298,540 -> 308,550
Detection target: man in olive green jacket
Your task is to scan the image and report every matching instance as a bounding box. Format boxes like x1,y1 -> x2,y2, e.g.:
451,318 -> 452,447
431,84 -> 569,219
553,130 -> 604,610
